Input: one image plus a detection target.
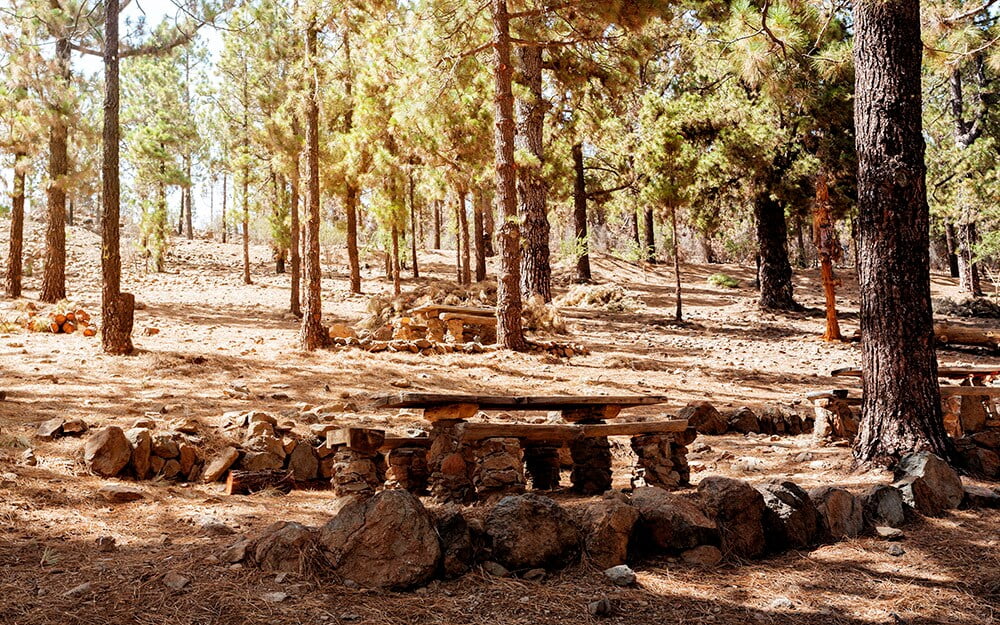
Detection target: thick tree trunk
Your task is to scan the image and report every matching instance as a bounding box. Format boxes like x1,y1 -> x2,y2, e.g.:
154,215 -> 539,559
944,222 -> 961,278
100,0 -> 134,355
5,151 -> 27,298
754,192 -> 799,310
644,207 -> 655,263
41,36 -> 71,303
409,169 -> 419,279
221,172 -> 228,243
516,37 -> 551,302
958,221 -> 983,296
474,190 -> 487,282
853,0 -> 950,464
290,146 -> 301,317
572,143 -> 591,282
491,0 -> 526,351
300,19 -> 327,350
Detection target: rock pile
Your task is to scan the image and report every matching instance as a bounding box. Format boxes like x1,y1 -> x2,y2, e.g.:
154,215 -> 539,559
568,437 -> 613,495
679,402 -> 812,437
471,437 -> 526,496
630,429 -> 694,489
83,425 -> 203,481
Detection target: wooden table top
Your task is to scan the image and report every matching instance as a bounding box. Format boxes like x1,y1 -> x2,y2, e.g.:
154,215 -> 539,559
832,366 -> 1000,380
370,392 -> 671,411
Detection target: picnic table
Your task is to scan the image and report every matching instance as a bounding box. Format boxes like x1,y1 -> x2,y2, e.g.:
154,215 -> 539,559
327,392 -> 692,502
410,305 -> 496,343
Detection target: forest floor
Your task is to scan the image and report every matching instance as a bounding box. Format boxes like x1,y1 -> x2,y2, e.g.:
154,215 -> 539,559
1,223 -> 998,625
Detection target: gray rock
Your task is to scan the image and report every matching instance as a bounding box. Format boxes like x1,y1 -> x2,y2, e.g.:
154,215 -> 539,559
962,485 -> 1000,509
681,545 -> 723,567
698,477 -> 766,558
288,443 -> 319,481
860,485 -> 906,528
603,565 -> 636,586
241,451 -> 285,471
588,598 -> 613,617
84,427 -> 133,477
261,591 -> 288,603
432,505 -> 475,579
809,487 -> 863,540
162,571 -> 190,590
151,432 -> 180,459
482,561 -> 510,577
221,538 -> 249,563
876,526 -> 904,540
36,418 -> 64,440
887,544 -> 906,557
756,480 -> 820,551
577,494 -> 640,569
317,490 -> 440,589
894,452 -> 964,511
632,487 -> 718,553
729,407 -> 760,434
894,476 -> 944,517
252,522 -> 317,573
485,493 -> 581,570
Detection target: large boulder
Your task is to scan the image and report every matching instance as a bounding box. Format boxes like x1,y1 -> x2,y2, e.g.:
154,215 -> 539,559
577,494 -> 641,568
894,452 -> 963,512
697,477 -> 766,559
252,521 -> 317,573
632,487 -> 718,553
728,408 -> 760,435
756,480 -> 819,551
84,427 -> 133,477
860,485 -> 906,528
485,493 -> 581,571
125,428 -> 153,479
678,402 -> 728,435
318,490 -> 440,589
432,505 -> 475,579
809,487 -> 863,540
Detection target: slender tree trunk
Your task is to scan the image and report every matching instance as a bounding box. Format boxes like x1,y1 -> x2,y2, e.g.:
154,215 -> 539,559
221,172 -> 228,243
454,192 -> 462,283
572,142 -> 591,282
185,158 -> 193,239
242,162 -> 251,285
391,224 -> 401,296
958,221 -> 983,296
41,36 -> 71,303
100,0 -> 134,355
474,189 -> 487,282
516,35 -> 551,302
491,0 -> 526,350
483,194 -> 496,257
342,21 -> 362,295
156,166 -> 167,273
814,173 -> 842,341
631,206 -> 640,252
754,191 -> 799,310
944,222 -> 961,278
290,143 -> 302,317
409,168 -> 419,279
795,215 -> 807,268
5,150 -> 27,298
433,199 -> 442,249
177,190 -> 185,235
67,198 -> 74,227
670,204 -> 682,321
459,189 -> 471,285
853,0 -> 950,464
644,207 -> 655,263
300,18 -> 326,350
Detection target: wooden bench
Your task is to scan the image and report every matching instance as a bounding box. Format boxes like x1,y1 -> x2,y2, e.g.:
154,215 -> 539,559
352,392 -> 692,501
411,305 -> 496,343
832,366 -> 1000,384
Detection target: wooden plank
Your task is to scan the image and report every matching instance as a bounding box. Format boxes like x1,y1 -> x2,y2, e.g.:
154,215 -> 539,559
833,366 -> 1000,380
938,386 -> 1000,397
412,304 -> 495,317
454,419 -> 688,443
370,392 -> 670,411
326,427 -> 386,452
440,312 -> 497,325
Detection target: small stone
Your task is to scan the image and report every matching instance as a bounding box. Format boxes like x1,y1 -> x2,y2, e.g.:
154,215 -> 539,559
603,565 -> 636,586
887,544 -> 906,557
588,598 -> 613,617
769,596 -> 794,610
19,449 -> 36,466
202,447 -> 241,482
523,568 -> 546,581
262,591 -> 288,603
162,571 -> 190,590
63,582 -> 93,598
96,536 -> 117,552
390,379 -> 412,389
876,526 -> 904,540
36,418 -> 64,440
681,545 -> 723,567
222,539 -> 249,563
61,419 -> 87,435
195,515 -> 235,536
482,561 -> 510,578
98,484 -> 145,503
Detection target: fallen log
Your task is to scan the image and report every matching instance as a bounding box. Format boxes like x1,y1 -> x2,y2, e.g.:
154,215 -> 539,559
225,470 -> 294,495
934,322 -> 1000,349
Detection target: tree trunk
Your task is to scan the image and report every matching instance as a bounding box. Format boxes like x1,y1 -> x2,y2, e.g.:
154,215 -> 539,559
670,204 -> 682,322
483,195 -> 496,256
491,0 -> 526,351
156,169 -> 167,272
391,224 -> 401,296
409,168 -> 419,279
289,144 -> 302,317
944,222 -> 961,278
185,158 -> 193,239
631,206 -> 640,251
572,143 -> 591,282
433,199 -> 442,249
221,172 -> 228,244
459,190 -> 471,285
100,0 -> 134,355
67,198 -> 74,227
41,35 -> 71,303
853,0 -> 950,464
958,221 -> 983,296
814,173 -> 842,341
242,162 -> 251,285
516,35 -> 551,302
300,18 -> 327,350
474,190 -> 487,282
795,215 -> 808,268
5,150 -> 27,298
345,185 -> 361,294
177,188 -> 185,235
754,192 -> 799,310
644,207 -> 656,263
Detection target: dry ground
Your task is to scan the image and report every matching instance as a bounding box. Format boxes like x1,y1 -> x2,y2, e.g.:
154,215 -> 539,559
0,223 -> 998,624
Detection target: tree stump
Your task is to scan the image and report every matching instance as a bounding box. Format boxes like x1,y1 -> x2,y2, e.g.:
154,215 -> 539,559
569,436 -> 612,495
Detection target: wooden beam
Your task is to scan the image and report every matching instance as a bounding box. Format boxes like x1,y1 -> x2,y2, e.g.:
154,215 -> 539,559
454,419 -> 689,443
326,427 -> 386,453
424,403 -> 480,421
938,386 -> 1000,397
371,392 -> 670,411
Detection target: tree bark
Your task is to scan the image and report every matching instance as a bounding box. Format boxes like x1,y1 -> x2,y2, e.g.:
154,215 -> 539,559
853,0 -> 951,465
670,204 -> 682,322
814,173 -> 842,341
221,172 -> 228,243
483,194 -> 496,256
300,18 -> 327,350
491,0 -> 526,351
342,19 -> 362,295
242,161 -> 251,285
754,191 -> 799,310
644,207 -> 655,263
41,35 -> 72,303
459,189 -> 471,285
5,150 -> 27,298
289,141 -> 302,317
958,221 -> 983,296
572,143 -> 591,282
516,36 -> 551,302
409,168 -> 419,279
433,199 -> 442,249
100,0 -> 134,355
474,190 -> 487,282
185,158 -> 193,239
944,222 -> 960,278
391,223 -> 401,296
